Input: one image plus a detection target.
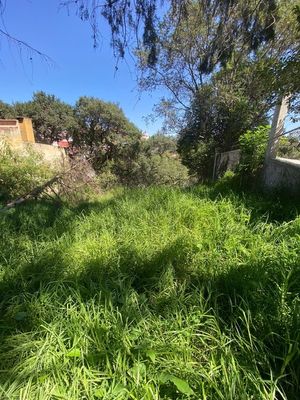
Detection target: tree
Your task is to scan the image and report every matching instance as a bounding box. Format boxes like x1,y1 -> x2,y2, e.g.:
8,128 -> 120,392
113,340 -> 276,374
2,1 -> 289,68
116,132 -> 189,186
137,0 -> 298,114
0,100 -> 13,118
65,0 -> 284,68
143,133 -> 177,156
177,68 -> 270,180
73,96 -> 142,169
13,92 -> 77,143
160,0 -> 299,180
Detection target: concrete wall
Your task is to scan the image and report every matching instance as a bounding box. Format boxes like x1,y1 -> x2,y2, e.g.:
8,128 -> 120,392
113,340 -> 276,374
0,119 -> 23,145
0,118 -> 66,168
8,141 -> 67,168
0,118 -> 35,143
264,157 -> 300,194
263,96 -> 300,194
18,117 -> 35,143
213,149 -> 241,180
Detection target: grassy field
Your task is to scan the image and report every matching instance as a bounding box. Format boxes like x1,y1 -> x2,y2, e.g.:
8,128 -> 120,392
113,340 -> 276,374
0,186 -> 299,399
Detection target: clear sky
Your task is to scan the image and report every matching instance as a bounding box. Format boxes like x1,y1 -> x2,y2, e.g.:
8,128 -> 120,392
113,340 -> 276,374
0,1 -> 297,134
0,0 -> 166,135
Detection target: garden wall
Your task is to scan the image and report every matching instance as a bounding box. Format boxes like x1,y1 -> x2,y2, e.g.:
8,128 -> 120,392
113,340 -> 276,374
0,118 -> 66,167
213,149 -> 241,179
264,157 -> 300,194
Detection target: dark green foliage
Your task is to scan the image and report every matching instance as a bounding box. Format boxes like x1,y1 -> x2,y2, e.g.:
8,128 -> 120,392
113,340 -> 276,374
137,0 -> 298,181
125,152 -> 189,187
178,80 -> 269,180
70,0 -> 281,69
13,91 -> 77,144
0,93 -> 188,189
278,135 -> 300,159
0,100 -> 13,119
136,0 -> 298,122
110,133 -> 189,187
143,133 -> 177,156
73,96 -> 142,170
178,135 -> 216,182
31,91 -> 76,143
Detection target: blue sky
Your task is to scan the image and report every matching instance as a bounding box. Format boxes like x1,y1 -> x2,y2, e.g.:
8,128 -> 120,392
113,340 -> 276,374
0,0 -> 166,135
0,1 -> 297,133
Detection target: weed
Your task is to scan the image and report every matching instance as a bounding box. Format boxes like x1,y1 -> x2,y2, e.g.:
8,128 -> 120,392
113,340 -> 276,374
0,186 -> 299,399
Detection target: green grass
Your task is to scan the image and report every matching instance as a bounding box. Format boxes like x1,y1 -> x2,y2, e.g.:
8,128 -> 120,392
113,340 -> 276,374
0,186 -> 299,399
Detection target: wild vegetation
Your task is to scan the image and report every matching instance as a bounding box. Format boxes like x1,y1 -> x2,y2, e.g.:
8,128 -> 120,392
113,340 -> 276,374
0,184 -> 299,399
0,1 -> 299,398
172,0 -> 299,179
0,93 -> 190,193
0,143 -> 54,201
1,0 -> 299,182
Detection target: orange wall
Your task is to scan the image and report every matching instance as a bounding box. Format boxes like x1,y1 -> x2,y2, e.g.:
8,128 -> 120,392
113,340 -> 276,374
18,118 -> 35,143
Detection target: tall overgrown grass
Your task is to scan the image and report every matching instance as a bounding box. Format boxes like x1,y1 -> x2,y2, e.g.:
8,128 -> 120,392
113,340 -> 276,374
0,142 -> 55,202
0,186 -> 299,399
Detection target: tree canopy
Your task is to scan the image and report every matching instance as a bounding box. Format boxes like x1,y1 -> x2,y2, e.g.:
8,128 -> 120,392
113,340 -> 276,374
137,0 -> 298,115
64,0 -> 285,67
73,96 -> 141,168
12,92 -> 77,144
0,100 -> 12,119
2,0 -> 297,70
1,0 -> 299,181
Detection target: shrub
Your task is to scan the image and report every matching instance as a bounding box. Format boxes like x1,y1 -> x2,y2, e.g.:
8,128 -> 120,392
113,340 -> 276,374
238,125 -> 270,177
117,153 -> 190,187
93,160 -> 120,191
278,136 -> 300,159
57,157 -> 101,204
0,142 -> 53,201
184,140 -> 216,182
148,154 -> 189,186
104,134 -> 190,188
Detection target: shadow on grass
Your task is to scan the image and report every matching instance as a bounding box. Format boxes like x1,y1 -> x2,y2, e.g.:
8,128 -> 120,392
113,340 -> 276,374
0,189 -> 299,398
1,195 -> 122,232
184,178 -> 300,224
1,216 -> 299,322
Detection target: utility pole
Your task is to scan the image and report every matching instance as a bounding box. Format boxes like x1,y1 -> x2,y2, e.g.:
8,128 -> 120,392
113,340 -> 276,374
265,96 -> 290,161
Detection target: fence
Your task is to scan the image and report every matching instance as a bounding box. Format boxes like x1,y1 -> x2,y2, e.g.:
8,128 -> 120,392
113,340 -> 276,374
212,149 -> 241,180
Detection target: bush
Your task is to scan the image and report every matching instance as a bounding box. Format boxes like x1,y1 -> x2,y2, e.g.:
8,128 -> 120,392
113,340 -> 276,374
238,125 -> 270,177
97,163 -> 120,190
0,142 -> 53,201
116,153 -> 189,187
278,136 -> 300,159
103,134 -> 190,188
57,157 -> 101,204
179,139 -> 216,182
